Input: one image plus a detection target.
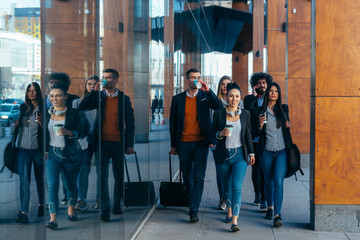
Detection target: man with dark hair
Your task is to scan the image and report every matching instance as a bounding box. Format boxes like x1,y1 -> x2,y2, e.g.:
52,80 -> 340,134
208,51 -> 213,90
79,68 -> 135,222
170,68 -> 222,222
243,72 -> 273,212
46,72 -> 79,110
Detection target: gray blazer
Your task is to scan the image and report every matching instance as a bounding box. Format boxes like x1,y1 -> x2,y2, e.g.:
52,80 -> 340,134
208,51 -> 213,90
211,108 -> 254,165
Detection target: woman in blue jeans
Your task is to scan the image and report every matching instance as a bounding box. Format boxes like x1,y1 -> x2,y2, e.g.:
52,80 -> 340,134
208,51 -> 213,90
254,82 -> 291,227
15,82 -> 44,224
214,75 -> 233,210
72,75 -> 99,211
212,82 -> 255,232
45,83 -> 87,229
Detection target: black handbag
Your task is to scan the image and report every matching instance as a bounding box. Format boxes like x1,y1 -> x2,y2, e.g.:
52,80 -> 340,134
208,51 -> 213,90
285,143 -> 304,179
160,153 -> 189,207
124,152 -> 155,207
1,126 -> 19,175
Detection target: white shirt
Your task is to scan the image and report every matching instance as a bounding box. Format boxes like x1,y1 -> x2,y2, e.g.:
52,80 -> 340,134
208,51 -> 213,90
225,119 -> 242,149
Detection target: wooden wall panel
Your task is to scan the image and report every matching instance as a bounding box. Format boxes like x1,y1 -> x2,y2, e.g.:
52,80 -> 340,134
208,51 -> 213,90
232,52 -> 248,99
267,0 -> 286,30
267,31 -> 286,73
312,0 -> 360,206
252,0 -> 264,72
315,1 -> 360,97
288,0 -> 311,23
314,98 -> 360,204
232,2 -> 249,98
42,0 -> 98,97
288,23 -> 311,79
288,78 -> 310,133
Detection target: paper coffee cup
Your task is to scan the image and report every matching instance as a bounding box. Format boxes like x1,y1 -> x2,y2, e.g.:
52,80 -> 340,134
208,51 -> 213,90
225,124 -> 233,137
54,124 -> 64,136
194,79 -> 202,89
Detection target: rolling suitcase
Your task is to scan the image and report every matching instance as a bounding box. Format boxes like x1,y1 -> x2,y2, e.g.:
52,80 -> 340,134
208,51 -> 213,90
159,152 -> 189,207
124,152 -> 155,207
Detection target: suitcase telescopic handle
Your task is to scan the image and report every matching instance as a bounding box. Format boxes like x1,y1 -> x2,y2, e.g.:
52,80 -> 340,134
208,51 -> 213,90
124,151 -> 142,183
169,152 -> 182,184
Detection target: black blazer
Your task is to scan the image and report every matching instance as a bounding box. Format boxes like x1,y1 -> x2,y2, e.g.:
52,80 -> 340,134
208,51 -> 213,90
17,104 -> 44,152
243,94 -> 260,112
211,108 -> 254,165
170,89 -> 222,152
78,89 -> 135,148
45,107 -> 88,152
252,104 -> 292,154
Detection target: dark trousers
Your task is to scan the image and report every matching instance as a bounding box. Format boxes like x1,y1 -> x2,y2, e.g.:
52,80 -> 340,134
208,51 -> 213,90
251,142 -> 265,202
178,140 -> 208,213
100,141 -> 124,211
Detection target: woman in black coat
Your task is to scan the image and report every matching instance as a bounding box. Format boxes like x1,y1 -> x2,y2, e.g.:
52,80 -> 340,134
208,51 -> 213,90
15,82 -> 44,224
211,82 -> 255,232
253,82 -> 291,227
45,83 -> 87,229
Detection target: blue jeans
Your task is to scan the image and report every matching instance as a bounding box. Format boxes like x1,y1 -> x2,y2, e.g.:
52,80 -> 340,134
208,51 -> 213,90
17,148 -> 44,213
46,146 -> 80,214
178,140 -> 208,213
260,149 -> 287,216
100,141 -> 124,212
75,149 -> 91,200
219,147 -> 247,217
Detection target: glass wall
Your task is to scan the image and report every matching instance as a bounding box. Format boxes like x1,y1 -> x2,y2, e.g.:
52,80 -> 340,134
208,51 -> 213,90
0,0 -> 247,239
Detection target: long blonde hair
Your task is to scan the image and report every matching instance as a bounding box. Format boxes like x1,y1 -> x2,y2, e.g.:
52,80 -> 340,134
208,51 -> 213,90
216,75 -> 232,100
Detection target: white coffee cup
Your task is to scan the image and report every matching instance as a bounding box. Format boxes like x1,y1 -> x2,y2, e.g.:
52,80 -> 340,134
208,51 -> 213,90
225,124 -> 233,137
54,124 -> 64,136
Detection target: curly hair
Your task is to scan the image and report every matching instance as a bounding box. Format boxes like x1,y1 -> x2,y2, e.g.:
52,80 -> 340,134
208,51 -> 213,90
249,72 -> 273,87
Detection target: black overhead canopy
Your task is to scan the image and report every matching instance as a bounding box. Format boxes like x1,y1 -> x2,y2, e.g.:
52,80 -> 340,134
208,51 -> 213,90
173,5 -> 252,54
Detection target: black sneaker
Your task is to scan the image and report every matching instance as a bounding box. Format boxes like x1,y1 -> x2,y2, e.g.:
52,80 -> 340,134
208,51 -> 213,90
253,192 -> 261,206
67,213 -> 78,222
61,197 -> 67,205
20,213 -> 28,224
216,199 -> 226,210
75,199 -> 88,211
189,210 -> 199,223
46,221 -> 58,230
100,209 -> 110,222
15,211 -> 28,224
224,215 -> 232,224
112,202 -> 122,215
273,215 -> 283,227
265,208 -> 274,220
231,224 -> 240,232
95,198 -> 100,209
260,201 -> 268,213
15,211 -> 22,223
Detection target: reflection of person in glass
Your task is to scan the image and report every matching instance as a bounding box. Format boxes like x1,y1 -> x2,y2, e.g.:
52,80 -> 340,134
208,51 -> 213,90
45,72 -> 80,206
214,75 -> 232,211
253,82 -> 291,228
79,68 -> 135,222
211,82 -> 255,232
45,83 -> 87,229
72,76 -> 99,211
151,95 -> 158,121
15,82 -> 44,224
170,68 -> 222,222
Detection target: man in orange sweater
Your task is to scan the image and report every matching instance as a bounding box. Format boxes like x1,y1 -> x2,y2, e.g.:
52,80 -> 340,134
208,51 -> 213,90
79,68 -> 135,221
170,68 -> 222,222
